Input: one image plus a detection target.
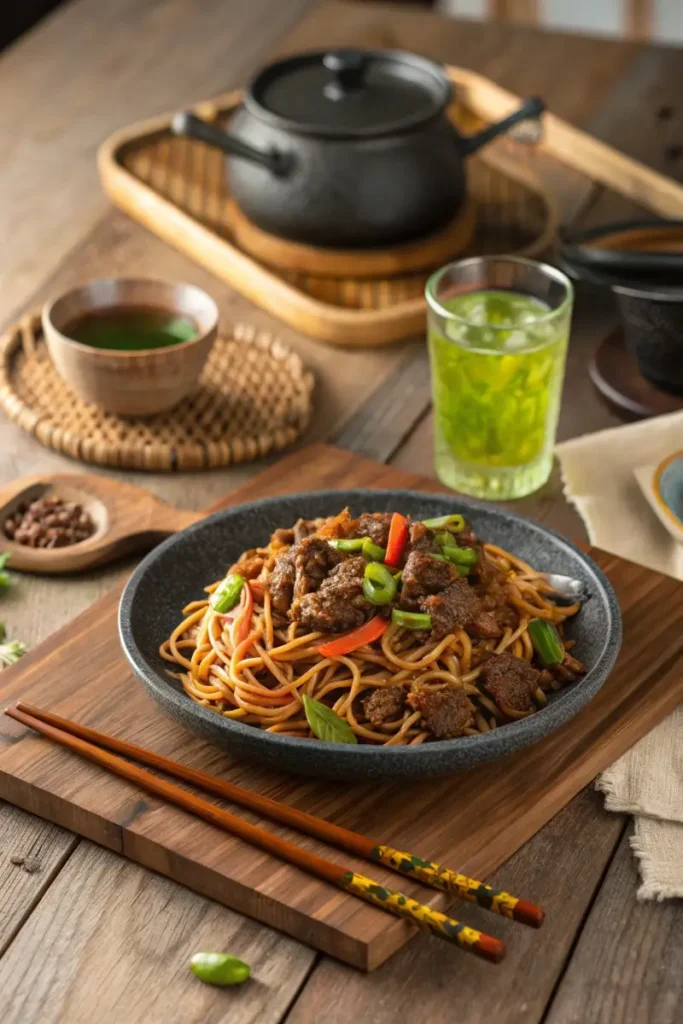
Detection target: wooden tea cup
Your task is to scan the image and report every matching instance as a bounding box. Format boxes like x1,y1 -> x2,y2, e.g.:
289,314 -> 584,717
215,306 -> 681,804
42,278 -> 218,416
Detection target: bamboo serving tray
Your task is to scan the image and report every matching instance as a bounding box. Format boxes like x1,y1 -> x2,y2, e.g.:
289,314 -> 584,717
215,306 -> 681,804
2,445 -> 683,970
98,66 -> 683,347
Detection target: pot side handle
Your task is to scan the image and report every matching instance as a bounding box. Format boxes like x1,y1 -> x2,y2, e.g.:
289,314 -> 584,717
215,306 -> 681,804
171,112 -> 291,177
457,96 -> 545,156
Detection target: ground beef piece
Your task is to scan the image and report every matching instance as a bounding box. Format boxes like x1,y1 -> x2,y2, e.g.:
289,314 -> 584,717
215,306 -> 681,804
268,551 -> 296,614
292,537 -> 341,600
478,576 -> 518,630
481,653 -> 541,713
470,608 -> 503,638
363,686 -> 406,727
407,521 -> 437,554
474,549 -> 517,631
356,512 -> 393,548
297,555 -> 368,633
456,520 -> 478,547
420,578 -> 502,641
408,686 -> 474,739
230,549 -> 266,580
269,536 -> 340,616
473,546 -> 504,587
293,518 -> 324,543
399,551 -> 456,610
316,508 -> 356,540
271,527 -> 295,546
421,580 -> 476,640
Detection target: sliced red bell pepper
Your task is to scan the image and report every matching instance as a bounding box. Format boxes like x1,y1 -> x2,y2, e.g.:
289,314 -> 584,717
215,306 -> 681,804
318,615 -> 388,658
231,581 -> 254,646
384,512 -> 409,567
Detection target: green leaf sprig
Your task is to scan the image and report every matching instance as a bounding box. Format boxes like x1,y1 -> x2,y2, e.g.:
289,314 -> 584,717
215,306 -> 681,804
303,694 -> 358,744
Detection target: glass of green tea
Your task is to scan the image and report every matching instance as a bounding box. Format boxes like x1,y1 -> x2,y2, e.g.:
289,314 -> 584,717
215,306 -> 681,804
425,256 -> 573,500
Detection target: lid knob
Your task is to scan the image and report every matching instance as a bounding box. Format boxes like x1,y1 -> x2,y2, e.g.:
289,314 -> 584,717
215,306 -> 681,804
323,51 -> 367,101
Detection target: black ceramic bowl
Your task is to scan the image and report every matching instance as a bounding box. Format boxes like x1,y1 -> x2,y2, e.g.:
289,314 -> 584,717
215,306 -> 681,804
119,490 -> 622,781
557,240 -> 683,396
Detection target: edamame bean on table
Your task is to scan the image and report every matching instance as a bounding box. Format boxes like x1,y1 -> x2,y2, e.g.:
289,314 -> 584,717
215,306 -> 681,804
189,952 -> 251,987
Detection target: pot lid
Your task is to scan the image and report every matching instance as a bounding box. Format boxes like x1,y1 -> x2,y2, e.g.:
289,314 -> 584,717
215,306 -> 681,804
245,49 -> 452,138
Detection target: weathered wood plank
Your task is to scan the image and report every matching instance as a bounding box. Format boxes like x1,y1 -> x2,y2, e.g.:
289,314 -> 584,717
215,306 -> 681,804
545,827 -> 683,1024
0,801 -> 77,957
333,342 -> 430,462
286,790 -> 625,1024
0,840 -> 316,1024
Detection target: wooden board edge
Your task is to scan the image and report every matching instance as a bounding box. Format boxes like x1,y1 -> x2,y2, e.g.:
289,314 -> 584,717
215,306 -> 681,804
122,827 -> 416,971
0,767 -> 124,854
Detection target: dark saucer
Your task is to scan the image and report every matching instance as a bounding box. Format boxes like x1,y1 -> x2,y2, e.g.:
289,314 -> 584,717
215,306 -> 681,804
590,328 -> 683,421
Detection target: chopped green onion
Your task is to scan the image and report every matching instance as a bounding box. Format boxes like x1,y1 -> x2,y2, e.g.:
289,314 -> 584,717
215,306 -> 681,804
442,545 -> 478,566
434,532 -> 452,549
393,570 -> 403,582
429,553 -> 449,562
210,573 -> 245,614
454,564 -> 470,577
392,609 -> 432,631
330,538 -> 365,552
422,514 -> 465,532
528,618 -> 564,667
361,538 -> 386,562
363,562 -> 397,606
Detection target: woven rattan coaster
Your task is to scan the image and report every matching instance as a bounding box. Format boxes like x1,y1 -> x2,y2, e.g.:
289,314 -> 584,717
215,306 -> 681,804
0,314 -> 314,471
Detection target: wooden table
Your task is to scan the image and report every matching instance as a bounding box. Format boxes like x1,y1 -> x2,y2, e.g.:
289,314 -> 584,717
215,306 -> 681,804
1,3 -> 682,1021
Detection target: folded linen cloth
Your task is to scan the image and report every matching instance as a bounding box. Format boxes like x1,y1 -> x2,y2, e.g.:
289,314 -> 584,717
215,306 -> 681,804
556,409 -> 683,900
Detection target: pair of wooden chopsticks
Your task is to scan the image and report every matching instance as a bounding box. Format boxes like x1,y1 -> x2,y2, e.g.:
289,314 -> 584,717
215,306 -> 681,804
6,703 -> 544,962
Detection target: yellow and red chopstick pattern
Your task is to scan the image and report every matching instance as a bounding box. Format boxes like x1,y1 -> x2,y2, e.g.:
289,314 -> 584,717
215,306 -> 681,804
340,871 -> 504,961
370,846 -> 544,928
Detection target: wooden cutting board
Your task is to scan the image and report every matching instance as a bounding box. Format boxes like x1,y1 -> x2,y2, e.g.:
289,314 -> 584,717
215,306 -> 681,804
1,444 -> 682,971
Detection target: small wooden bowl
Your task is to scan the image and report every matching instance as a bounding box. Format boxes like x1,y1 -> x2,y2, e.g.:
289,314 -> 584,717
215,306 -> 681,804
42,278 -> 218,416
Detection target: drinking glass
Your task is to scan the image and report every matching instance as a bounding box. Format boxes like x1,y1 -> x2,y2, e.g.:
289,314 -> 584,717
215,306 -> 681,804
425,256 -> 573,500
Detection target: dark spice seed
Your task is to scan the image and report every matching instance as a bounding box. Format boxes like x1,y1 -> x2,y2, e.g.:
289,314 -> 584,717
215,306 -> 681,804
4,497 -> 95,549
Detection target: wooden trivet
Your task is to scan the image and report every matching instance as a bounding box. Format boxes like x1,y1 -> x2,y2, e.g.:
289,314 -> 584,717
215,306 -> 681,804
590,328 -> 683,421
228,196 -> 478,278
0,315 -> 314,471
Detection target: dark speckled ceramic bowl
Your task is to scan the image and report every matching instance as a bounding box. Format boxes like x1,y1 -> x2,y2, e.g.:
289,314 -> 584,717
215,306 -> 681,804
119,490 -> 622,781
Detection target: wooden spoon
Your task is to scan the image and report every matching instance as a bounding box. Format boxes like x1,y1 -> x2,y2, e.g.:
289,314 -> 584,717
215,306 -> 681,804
0,474 -> 202,574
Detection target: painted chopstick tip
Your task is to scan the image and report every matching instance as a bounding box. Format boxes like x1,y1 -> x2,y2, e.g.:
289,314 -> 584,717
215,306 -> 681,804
513,899 -> 545,928
476,934 -> 506,964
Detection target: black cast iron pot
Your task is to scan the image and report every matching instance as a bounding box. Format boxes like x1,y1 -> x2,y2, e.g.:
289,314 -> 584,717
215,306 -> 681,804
172,49 -> 544,249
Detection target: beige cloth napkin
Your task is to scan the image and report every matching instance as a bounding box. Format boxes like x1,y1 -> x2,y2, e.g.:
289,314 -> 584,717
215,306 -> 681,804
556,409 -> 683,900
